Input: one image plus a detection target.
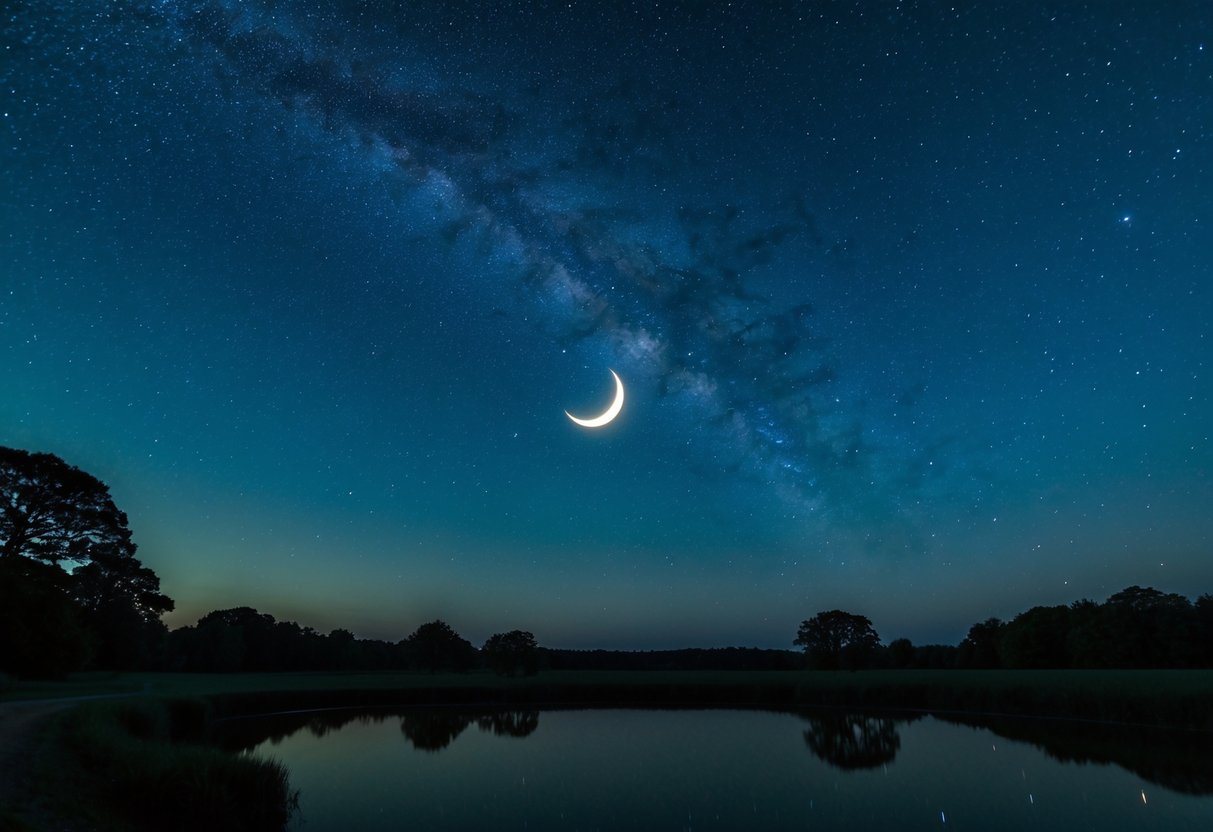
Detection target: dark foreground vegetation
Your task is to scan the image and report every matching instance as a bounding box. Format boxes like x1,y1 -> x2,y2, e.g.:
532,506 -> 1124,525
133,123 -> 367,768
3,697 -> 292,832
205,668 -> 1213,730
8,667 -> 1213,728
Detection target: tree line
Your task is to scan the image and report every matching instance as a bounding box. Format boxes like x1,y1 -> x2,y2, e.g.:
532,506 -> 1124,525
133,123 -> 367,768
795,587 -> 1213,671
166,610 -> 543,676
3,446 -> 1212,678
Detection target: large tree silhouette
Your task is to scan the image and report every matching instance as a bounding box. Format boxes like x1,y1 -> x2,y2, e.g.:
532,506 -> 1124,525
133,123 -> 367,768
482,630 -> 540,676
0,556 -> 93,676
998,605 -> 1073,668
957,617 -> 1004,668
401,620 -> 477,672
794,610 -> 881,670
0,447 -> 172,672
1,447 -> 135,565
1066,587 -> 1198,668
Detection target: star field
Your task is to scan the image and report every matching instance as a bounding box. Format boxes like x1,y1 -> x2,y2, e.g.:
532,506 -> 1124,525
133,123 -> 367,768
2,0 -> 1210,647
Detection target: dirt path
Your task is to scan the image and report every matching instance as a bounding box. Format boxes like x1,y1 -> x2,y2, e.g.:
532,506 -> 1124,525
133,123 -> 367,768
0,701 -> 71,805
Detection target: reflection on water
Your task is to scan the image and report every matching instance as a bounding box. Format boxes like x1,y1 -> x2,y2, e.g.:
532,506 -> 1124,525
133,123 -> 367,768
940,714 -> 1213,796
222,707 -> 1213,831
397,710 -> 540,751
400,711 -> 472,752
219,707 -> 541,754
477,709 -> 540,738
798,710 -> 1213,795
800,712 -> 917,770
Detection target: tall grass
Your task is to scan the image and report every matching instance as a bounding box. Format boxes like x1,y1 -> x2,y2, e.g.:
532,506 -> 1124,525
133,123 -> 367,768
52,698 -> 297,831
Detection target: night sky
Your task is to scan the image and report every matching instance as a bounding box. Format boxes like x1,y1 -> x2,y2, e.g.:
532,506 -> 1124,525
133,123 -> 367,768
3,1 -> 1210,649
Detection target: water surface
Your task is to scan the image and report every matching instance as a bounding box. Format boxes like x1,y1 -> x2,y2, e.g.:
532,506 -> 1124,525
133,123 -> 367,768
227,708 -> 1213,830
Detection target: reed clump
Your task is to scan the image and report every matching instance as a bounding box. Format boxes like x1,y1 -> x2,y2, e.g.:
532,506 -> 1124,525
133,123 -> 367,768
53,697 -> 296,831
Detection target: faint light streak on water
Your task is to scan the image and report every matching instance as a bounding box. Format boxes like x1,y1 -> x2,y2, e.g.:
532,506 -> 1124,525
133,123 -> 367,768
1142,790 -> 1148,805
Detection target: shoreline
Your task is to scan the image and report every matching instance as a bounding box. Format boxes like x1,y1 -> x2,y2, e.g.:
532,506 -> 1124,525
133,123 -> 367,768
7,668 -> 1213,730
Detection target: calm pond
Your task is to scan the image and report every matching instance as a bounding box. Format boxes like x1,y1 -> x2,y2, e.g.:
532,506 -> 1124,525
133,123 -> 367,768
221,708 -> 1213,830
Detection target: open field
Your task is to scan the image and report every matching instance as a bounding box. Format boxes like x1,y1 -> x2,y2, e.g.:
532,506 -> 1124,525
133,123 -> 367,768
7,668 -> 1213,727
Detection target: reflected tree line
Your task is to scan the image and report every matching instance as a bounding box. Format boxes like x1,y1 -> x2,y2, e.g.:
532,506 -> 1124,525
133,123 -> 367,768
799,710 -> 1213,796
219,708 -> 540,755
220,703 -> 1213,797
937,714 -> 1213,796
4,446 -> 1213,679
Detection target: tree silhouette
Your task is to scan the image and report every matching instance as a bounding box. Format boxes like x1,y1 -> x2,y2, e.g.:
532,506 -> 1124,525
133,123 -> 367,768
72,546 -> 172,622
1,447 -> 136,565
187,615 -> 247,672
1196,595 -> 1213,666
957,618 -> 1004,668
886,638 -> 915,669
401,620 -> 477,672
794,610 -> 881,670
0,556 -> 93,676
1066,587 -> 1198,668
997,605 -> 1072,668
482,630 -> 540,676
0,447 -> 173,673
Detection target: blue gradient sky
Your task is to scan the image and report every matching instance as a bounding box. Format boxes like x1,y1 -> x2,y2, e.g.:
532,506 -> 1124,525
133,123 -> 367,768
3,0 -> 1210,647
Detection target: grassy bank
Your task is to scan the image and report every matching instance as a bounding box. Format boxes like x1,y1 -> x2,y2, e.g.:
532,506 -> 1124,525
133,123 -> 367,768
8,668 -> 1213,728
200,668 -> 1213,730
16,697 -> 295,831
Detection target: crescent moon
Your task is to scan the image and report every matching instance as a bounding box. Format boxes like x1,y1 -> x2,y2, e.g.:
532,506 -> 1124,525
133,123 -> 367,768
565,369 -> 625,428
